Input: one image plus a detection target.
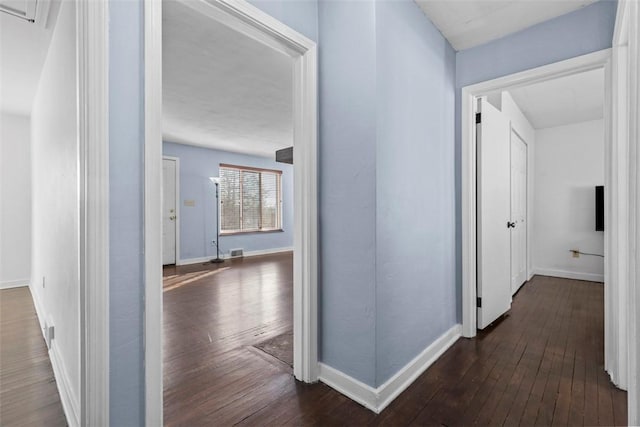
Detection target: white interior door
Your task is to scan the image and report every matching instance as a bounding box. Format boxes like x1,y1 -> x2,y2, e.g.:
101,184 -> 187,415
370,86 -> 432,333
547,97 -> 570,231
162,158 -> 177,265
510,130 -> 528,294
477,98 -> 512,329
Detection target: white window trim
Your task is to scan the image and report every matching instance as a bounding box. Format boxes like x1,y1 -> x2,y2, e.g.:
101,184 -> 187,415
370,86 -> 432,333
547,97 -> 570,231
219,165 -> 283,234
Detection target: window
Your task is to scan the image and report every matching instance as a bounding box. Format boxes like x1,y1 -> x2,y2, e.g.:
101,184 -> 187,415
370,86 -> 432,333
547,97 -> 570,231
219,164 -> 282,234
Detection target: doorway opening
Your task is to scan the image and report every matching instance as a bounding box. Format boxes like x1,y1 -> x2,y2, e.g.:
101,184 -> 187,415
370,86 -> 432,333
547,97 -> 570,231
462,49 -> 628,390
144,0 -> 318,424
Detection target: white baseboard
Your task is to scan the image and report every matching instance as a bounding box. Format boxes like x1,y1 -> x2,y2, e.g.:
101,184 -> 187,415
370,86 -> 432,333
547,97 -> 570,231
29,283 -> 46,334
177,246 -> 293,266
28,284 -> 78,427
319,324 -> 462,414
0,279 -> 30,289
317,364 -> 378,412
176,256 -> 211,266
239,246 -> 293,258
49,344 -> 80,427
534,268 -> 604,283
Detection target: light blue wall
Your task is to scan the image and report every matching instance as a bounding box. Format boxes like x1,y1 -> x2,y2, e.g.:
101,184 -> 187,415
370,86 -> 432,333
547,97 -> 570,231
317,0 -> 378,386
107,0 -> 618,418
163,142 -> 294,260
247,0 -> 317,41
453,0 -> 617,320
375,0 -> 457,386
109,1 -> 144,426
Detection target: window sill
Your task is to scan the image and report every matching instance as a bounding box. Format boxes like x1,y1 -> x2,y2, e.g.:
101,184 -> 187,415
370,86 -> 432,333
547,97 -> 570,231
221,229 -> 284,236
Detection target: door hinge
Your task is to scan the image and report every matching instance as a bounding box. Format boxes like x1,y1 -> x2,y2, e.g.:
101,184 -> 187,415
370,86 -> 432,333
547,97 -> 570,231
476,297 -> 482,308
475,113 -> 481,124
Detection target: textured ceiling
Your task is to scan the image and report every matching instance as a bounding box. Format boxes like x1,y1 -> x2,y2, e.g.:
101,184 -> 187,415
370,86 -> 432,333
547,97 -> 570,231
416,0 -> 598,51
162,0 -> 293,158
508,68 -> 604,129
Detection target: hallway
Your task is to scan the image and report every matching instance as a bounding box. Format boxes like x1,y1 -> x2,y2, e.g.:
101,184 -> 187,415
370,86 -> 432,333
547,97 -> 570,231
162,253 -> 626,425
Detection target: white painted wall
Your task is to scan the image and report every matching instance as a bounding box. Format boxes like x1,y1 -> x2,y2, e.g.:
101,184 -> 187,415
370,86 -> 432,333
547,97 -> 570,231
0,112 -> 31,288
533,119 -> 605,282
30,2 -> 80,423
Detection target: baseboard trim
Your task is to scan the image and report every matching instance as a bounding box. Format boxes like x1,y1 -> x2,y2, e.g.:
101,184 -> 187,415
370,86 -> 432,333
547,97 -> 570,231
533,268 -> 604,283
28,284 -> 79,426
177,247 -> 293,266
319,324 -> 462,414
29,284 -> 46,334
317,364 -> 378,412
0,279 -> 30,289
49,344 -> 80,427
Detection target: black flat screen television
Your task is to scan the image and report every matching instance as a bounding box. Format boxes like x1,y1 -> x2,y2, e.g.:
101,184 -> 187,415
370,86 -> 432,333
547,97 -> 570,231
596,185 -> 604,231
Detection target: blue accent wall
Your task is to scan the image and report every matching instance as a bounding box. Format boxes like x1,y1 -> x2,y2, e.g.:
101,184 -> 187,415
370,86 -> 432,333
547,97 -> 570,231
109,1 -> 144,425
453,0 -> 617,321
247,0 -> 317,42
163,142 -> 294,261
374,0 -> 457,386
317,0 -> 379,386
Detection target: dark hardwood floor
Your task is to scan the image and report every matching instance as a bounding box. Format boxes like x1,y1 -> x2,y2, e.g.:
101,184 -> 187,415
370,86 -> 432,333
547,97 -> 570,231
0,287 -> 66,426
163,253 -> 627,426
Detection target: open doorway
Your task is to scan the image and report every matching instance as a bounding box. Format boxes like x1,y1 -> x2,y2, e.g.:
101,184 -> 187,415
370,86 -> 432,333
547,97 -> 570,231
152,1 -> 317,424
462,49 -> 628,424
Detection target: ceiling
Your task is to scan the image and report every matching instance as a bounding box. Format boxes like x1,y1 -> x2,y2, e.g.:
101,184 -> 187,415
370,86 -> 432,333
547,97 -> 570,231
0,0 -> 57,115
415,0 -> 598,51
508,68 -> 604,129
163,0 -> 293,158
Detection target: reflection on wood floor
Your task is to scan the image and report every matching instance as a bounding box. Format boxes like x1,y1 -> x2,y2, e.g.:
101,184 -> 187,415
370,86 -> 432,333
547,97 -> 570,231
0,287 -> 66,427
163,254 -> 626,426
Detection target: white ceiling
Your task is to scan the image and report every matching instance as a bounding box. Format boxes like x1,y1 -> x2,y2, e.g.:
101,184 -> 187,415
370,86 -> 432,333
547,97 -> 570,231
162,0 -> 293,158
508,68 -> 604,129
0,0 -> 57,115
416,0 -> 598,51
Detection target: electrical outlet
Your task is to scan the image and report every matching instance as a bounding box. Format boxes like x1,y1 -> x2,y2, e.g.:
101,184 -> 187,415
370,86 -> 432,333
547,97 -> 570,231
211,240 -> 216,246
571,249 -> 580,258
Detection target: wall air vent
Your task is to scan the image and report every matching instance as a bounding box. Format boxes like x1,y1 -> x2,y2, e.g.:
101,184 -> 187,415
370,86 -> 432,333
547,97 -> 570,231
230,249 -> 244,258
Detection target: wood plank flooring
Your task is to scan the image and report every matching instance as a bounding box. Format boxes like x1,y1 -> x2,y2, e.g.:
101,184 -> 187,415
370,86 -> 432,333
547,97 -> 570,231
0,287 -> 66,427
164,254 -> 627,426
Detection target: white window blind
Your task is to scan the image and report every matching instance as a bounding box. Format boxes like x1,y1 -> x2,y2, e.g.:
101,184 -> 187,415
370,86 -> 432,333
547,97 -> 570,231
219,165 -> 282,233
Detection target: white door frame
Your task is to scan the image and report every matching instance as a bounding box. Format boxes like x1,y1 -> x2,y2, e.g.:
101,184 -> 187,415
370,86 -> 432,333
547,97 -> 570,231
162,156 -> 180,265
77,1 -> 110,426
613,0 -> 639,424
144,1 -> 319,425
509,128 -> 528,295
461,49 -> 625,375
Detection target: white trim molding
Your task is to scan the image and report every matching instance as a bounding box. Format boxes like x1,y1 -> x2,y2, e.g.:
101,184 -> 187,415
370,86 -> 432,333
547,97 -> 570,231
533,269 -> 604,283
177,246 -> 294,265
76,1 -> 110,425
460,50 -> 625,383
50,344 -> 81,427
144,0 -> 318,424
144,0 -> 164,426
613,0 -> 640,423
319,325 -> 462,414
0,279 -> 29,289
